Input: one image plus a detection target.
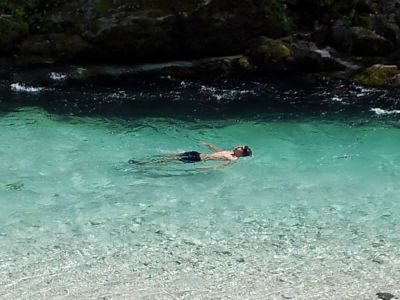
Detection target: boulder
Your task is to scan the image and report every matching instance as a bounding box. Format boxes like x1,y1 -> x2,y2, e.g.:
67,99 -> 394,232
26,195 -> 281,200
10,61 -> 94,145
247,37 -> 294,72
291,40 -> 345,72
353,64 -> 400,87
330,21 -> 394,55
350,26 -> 393,55
247,37 -> 346,74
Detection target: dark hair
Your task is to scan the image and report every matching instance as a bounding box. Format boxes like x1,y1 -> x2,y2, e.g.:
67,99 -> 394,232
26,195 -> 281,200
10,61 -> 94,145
242,145 -> 252,156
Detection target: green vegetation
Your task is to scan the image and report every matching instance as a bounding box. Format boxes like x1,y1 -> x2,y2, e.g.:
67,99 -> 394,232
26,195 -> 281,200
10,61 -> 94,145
272,0 -> 292,33
0,0 -> 24,18
0,0 -> 65,24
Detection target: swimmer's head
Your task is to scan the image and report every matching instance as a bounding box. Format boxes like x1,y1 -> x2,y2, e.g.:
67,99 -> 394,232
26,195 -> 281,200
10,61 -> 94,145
233,145 -> 252,157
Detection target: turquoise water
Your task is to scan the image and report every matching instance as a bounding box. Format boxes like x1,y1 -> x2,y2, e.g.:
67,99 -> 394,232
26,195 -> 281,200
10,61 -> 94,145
1,72 -> 400,298
1,102 -> 400,298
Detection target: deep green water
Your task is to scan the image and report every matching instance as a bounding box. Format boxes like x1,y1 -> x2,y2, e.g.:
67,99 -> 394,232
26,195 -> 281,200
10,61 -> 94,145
0,73 -> 400,299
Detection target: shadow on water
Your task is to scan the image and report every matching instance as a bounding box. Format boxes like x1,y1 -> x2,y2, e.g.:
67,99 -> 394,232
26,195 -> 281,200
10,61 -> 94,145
1,69 -> 400,122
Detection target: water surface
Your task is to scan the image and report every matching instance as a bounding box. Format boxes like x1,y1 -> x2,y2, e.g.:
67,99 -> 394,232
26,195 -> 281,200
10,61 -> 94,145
0,74 -> 399,299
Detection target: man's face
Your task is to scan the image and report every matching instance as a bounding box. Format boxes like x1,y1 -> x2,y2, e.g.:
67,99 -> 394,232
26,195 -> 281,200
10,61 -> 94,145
233,146 -> 245,156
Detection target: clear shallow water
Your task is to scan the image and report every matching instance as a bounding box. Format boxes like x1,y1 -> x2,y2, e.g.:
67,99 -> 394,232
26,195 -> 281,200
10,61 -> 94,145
0,75 -> 400,299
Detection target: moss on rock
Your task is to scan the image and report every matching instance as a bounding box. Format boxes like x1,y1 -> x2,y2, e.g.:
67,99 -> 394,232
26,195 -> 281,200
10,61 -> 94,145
238,56 -> 251,68
248,37 -> 294,68
353,64 -> 400,87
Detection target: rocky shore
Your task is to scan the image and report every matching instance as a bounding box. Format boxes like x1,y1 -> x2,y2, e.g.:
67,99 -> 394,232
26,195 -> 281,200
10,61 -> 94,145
1,0 -> 400,88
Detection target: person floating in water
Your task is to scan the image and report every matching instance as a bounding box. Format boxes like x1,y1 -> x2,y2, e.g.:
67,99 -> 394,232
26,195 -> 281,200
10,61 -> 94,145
129,141 -> 252,170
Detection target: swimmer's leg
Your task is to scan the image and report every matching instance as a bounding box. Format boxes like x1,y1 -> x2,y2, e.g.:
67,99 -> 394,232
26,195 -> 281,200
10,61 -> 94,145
128,155 -> 180,165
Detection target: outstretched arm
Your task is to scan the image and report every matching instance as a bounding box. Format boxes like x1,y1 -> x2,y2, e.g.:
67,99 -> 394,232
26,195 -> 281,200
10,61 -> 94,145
198,141 -> 222,152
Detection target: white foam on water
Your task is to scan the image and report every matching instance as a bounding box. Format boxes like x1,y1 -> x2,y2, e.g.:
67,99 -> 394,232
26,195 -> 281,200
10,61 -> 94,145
371,107 -> 400,115
199,85 -> 256,101
10,83 -> 45,93
49,72 -> 67,81
331,95 -> 343,102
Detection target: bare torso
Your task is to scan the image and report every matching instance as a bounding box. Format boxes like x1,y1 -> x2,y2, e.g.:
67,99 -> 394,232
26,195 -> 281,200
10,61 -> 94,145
200,151 -> 238,162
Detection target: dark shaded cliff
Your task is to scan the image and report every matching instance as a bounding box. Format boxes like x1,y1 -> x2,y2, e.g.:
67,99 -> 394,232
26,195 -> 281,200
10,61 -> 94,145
0,0 -> 289,62
1,0 -> 400,86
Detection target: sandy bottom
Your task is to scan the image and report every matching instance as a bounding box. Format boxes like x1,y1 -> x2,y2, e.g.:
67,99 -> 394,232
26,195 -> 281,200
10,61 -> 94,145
1,207 -> 399,300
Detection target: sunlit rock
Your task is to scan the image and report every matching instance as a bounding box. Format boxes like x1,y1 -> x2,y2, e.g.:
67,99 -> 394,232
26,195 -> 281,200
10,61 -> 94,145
353,64 -> 400,87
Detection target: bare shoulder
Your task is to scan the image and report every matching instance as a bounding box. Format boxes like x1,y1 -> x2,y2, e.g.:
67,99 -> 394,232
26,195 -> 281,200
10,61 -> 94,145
201,151 -> 229,161
220,151 -> 238,161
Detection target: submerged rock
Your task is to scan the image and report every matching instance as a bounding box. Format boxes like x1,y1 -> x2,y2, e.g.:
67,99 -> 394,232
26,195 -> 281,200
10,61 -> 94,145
5,182 -> 24,191
376,292 -> 395,300
353,64 -> 400,87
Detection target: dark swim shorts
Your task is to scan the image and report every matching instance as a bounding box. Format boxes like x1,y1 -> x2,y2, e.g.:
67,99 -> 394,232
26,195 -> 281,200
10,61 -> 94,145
178,151 -> 201,163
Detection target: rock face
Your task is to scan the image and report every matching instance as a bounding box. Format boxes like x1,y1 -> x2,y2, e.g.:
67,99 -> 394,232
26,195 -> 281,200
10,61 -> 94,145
0,17 -> 28,55
18,34 -> 96,63
6,0 -> 290,63
247,37 -> 345,74
0,0 -> 399,89
349,26 -> 393,55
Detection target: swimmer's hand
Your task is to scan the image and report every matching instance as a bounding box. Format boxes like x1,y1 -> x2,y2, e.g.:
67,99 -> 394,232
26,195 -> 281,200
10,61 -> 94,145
198,141 -> 222,152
